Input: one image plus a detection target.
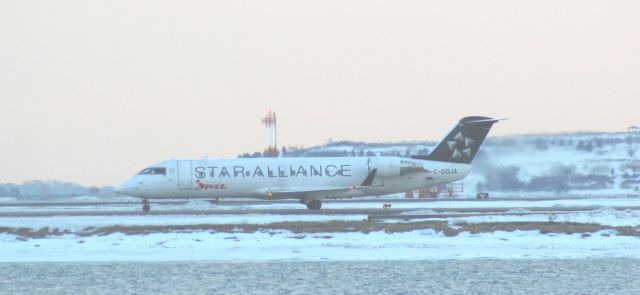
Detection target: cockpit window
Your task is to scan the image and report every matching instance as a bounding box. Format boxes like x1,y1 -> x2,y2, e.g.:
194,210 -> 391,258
153,167 -> 166,175
138,167 -> 166,176
139,168 -> 153,175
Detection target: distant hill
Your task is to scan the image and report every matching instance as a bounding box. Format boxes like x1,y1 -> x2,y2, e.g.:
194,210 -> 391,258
3,132 -> 639,200
0,180 -> 114,200
245,132 -> 640,196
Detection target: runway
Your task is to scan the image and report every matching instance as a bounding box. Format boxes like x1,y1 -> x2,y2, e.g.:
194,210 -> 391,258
1,197 -> 639,219
1,195 -> 635,207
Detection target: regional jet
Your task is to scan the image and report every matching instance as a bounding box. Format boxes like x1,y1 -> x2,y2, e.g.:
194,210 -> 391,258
115,116 -> 500,211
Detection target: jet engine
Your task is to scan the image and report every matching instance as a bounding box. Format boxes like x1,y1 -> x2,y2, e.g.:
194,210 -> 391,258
368,158 -> 425,178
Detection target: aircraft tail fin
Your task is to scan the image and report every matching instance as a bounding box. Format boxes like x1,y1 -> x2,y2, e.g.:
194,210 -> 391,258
413,116 -> 501,164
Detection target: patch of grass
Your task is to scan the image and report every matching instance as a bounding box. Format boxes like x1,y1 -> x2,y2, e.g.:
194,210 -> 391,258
3,221 -> 639,239
455,222 -> 640,237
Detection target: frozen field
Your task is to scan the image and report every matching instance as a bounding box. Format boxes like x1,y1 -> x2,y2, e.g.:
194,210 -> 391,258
0,197 -> 639,263
1,228 -> 639,262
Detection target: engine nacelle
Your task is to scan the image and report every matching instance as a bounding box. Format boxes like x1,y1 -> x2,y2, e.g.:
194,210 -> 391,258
368,157 -> 401,178
368,157 -> 425,178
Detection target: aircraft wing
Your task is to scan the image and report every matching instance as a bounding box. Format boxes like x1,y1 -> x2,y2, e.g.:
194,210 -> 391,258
260,186 -> 356,200
251,169 -> 378,200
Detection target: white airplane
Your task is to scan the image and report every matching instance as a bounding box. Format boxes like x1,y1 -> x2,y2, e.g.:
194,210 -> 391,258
115,116 -> 500,211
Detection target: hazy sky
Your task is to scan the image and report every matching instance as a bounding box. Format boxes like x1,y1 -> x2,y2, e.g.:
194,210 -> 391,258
1,0 -> 639,186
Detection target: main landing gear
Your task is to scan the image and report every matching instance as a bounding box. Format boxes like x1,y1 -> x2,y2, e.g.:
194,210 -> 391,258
305,199 -> 322,210
142,198 -> 150,212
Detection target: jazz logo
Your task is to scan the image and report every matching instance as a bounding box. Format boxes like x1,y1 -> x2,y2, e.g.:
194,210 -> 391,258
195,180 -> 227,190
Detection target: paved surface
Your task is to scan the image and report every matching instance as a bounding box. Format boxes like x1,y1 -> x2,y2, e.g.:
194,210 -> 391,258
1,196 -> 639,218
2,195 -> 638,207
1,205 -> 639,218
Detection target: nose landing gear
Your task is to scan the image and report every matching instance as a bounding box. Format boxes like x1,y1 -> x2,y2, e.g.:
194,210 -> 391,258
142,198 -> 150,212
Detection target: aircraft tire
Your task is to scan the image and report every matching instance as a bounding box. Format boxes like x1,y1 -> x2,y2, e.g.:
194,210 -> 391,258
306,200 -> 322,210
142,199 -> 151,212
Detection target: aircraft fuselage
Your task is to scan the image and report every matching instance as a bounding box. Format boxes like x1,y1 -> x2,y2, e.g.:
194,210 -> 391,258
115,116 -> 500,210
116,157 -> 471,200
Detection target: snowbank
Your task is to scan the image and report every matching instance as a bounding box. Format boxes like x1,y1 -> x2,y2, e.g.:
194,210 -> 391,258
1,229 -> 639,262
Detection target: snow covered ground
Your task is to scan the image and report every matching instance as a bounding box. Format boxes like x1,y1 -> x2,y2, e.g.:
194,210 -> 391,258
1,229 -> 639,262
1,198 -> 639,262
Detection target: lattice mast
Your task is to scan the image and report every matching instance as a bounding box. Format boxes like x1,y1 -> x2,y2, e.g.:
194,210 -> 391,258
262,111 -> 279,157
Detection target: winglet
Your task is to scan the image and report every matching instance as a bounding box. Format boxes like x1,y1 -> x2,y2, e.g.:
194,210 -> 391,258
361,169 -> 377,186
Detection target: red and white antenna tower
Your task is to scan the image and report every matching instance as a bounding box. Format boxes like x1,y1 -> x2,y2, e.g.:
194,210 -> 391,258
262,111 -> 278,157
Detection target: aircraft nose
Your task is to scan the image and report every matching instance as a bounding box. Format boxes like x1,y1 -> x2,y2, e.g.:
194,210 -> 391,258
114,183 -> 124,194
114,182 -> 126,195
114,180 -> 137,196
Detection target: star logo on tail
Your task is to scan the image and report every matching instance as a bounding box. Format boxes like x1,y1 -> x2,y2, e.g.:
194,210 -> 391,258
448,125 -> 476,160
